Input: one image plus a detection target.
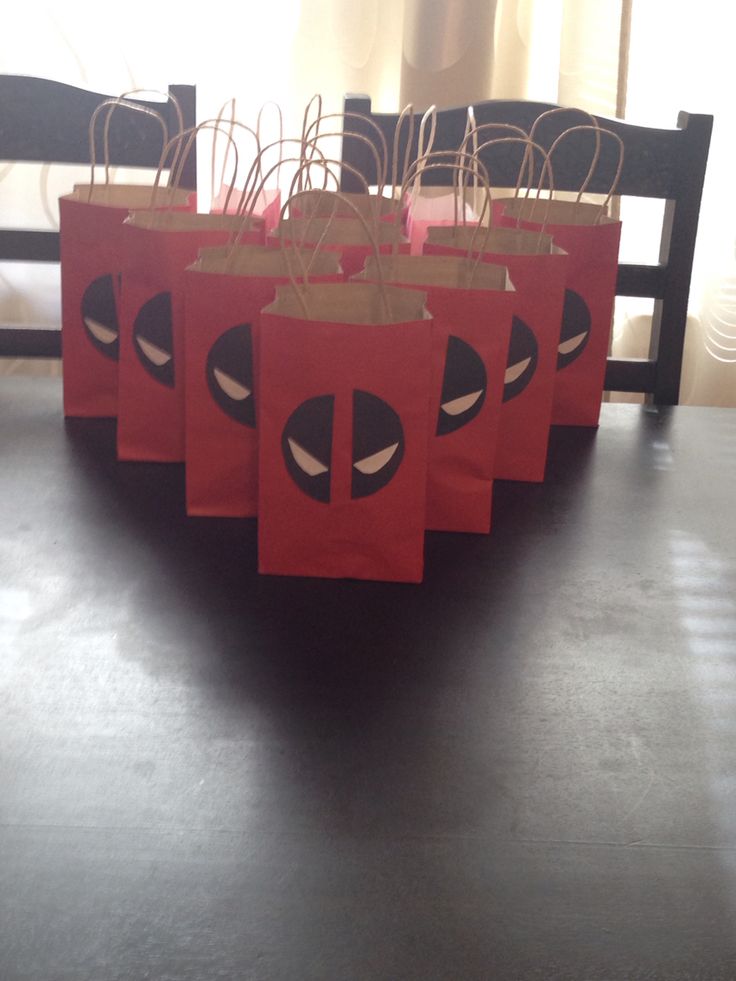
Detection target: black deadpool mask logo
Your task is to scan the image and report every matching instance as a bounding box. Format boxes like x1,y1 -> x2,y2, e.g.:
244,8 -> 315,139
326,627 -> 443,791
503,316 -> 538,402
436,335 -> 487,436
206,324 -> 255,427
133,292 -> 174,387
81,274 -> 119,361
282,390 -> 404,504
557,289 -> 592,370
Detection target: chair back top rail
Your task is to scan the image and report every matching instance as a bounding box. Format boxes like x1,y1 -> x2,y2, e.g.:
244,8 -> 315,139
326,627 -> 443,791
0,75 -> 196,187
342,95 -> 712,201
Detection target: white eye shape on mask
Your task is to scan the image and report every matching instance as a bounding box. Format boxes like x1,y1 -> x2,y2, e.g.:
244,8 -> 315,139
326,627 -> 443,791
504,357 -> 531,385
288,438 -> 329,476
213,367 -> 251,401
558,332 -> 588,356
84,318 -> 118,345
353,442 -> 399,475
441,390 -> 483,417
136,336 -> 171,366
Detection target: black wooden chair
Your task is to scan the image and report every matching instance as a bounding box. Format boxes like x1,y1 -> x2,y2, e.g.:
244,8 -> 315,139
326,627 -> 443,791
341,95 -> 713,405
0,76 -> 196,359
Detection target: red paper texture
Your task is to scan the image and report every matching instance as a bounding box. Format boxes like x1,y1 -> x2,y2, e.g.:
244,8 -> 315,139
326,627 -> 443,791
358,256 -> 514,532
59,188 -> 194,418
258,286 -> 432,582
183,250 -> 341,517
497,203 -> 622,427
424,232 -> 569,482
116,217 -> 263,462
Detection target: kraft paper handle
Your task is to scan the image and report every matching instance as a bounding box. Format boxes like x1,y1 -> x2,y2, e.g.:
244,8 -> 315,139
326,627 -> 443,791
153,121 -> 241,215
281,186 -> 392,322
223,148 -> 334,270
403,149 -> 489,231
529,107 -> 599,195
301,130 -> 387,211
87,97 -> 168,199
391,103 -> 415,202
471,136 -> 553,252
211,99 -> 284,201
210,118 -> 262,212
534,125 -> 624,224
94,89 -> 185,190
408,107 -> 482,226
528,106 -> 599,146
299,94 -> 323,192
460,120 -> 529,193
210,99 -> 238,203
409,104 -> 437,206
256,100 -> 285,180
236,138 -> 331,218
280,157 -> 377,276
400,155 -> 494,282
114,88 -> 184,138
303,111 -> 390,193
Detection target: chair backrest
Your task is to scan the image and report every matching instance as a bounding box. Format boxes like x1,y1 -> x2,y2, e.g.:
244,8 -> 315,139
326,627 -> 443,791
0,75 -> 197,358
341,94 -> 713,405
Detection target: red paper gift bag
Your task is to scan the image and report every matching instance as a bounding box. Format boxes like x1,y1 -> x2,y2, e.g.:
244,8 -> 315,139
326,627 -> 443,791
357,253 -> 514,533
424,225 -> 569,482
116,210 -> 263,462
498,198 -> 621,427
60,183 -> 194,418
495,125 -> 624,427
59,88 -> 194,418
183,244 -> 341,516
258,281 -> 432,582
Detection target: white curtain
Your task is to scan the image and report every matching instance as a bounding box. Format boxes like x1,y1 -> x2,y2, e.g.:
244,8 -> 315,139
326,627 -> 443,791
2,0 -> 733,404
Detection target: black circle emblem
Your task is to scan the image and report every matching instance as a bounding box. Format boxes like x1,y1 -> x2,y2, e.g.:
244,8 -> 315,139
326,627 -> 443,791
281,390 -> 405,503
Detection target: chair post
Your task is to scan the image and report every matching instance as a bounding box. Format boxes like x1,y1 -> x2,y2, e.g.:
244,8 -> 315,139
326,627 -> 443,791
341,95 -> 376,193
168,84 -> 197,190
650,111 -> 712,404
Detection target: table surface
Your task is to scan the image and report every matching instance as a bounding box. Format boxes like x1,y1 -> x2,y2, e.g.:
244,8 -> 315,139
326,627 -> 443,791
2,376 -> 736,981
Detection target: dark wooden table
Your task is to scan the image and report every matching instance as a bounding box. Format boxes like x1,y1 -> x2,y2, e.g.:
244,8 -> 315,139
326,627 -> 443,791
2,376 -> 736,981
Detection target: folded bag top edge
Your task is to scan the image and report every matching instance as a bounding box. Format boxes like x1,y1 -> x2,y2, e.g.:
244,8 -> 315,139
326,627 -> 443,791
191,244 -> 341,278
263,281 -> 428,325
499,197 -> 617,227
358,254 -> 514,293
67,184 -> 193,208
425,224 -> 559,256
125,210 -> 264,232
275,216 -> 407,247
